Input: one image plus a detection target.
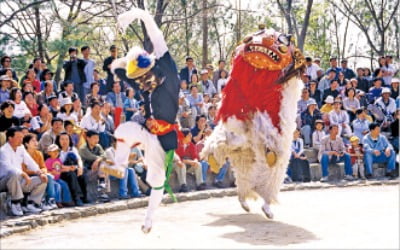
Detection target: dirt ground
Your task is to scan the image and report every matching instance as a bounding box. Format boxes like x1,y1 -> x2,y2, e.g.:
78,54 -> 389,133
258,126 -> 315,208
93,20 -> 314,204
1,185 -> 399,249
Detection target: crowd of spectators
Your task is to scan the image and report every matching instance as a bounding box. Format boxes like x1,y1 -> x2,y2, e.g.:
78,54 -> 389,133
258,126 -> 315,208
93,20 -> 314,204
0,46 -> 398,218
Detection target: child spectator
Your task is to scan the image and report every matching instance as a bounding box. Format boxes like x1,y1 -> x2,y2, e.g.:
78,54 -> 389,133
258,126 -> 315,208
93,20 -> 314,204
217,70 -> 228,94
45,144 -> 73,207
312,119 -> 325,152
347,136 -> 366,180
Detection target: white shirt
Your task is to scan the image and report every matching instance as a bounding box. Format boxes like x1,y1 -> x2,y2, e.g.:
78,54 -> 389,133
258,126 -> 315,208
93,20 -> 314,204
375,97 -> 396,115
306,63 -> 321,81
80,113 -> 105,132
83,59 -> 96,89
0,143 -> 39,178
57,112 -> 78,123
217,78 -> 227,93
13,101 -> 31,119
59,147 -> 83,168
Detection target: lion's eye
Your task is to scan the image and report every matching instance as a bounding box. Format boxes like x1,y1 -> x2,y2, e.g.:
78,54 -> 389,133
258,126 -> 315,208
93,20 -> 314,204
253,30 -> 265,36
278,34 -> 290,46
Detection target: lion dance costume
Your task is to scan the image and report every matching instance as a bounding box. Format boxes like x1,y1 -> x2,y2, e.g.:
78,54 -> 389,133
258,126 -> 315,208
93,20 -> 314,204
201,26 -> 306,218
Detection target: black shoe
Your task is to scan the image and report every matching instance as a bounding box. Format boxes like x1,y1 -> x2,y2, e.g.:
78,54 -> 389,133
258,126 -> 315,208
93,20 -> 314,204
214,181 -> 225,188
75,199 -> 84,206
179,184 -> 189,193
389,170 -> 398,180
119,196 -> 130,200
366,173 -> 373,180
82,198 -> 92,204
98,194 -> 111,203
197,183 -> 207,191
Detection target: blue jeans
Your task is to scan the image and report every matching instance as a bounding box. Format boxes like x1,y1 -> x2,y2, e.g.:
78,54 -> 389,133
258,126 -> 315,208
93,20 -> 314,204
201,160 -> 229,183
110,168 -> 141,198
320,153 -> 352,177
300,125 -> 312,145
56,179 -> 72,203
364,150 -> 396,174
45,174 -> 56,200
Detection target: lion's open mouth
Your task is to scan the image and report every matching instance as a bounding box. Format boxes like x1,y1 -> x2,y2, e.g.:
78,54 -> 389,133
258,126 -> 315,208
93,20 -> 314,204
246,45 -> 280,62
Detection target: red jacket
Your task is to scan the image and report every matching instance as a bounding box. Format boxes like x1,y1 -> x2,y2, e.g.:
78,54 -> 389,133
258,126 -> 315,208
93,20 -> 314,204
176,141 -> 199,160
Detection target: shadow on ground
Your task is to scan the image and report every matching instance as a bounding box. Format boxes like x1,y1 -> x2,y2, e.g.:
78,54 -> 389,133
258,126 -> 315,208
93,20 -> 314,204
204,213 -> 318,246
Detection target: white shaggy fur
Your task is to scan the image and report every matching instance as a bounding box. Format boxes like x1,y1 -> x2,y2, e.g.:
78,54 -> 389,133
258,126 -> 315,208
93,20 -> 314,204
201,77 -> 303,205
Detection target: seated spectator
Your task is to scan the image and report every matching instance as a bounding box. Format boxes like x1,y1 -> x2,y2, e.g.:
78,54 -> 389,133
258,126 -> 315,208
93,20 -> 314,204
340,59 -> 356,80
0,101 -> 20,133
9,87 -> 31,120
101,102 -> 115,135
389,109 -> 399,152
374,87 -> 396,122
40,69 -> 57,93
312,120 -> 325,153
319,125 -> 353,182
24,91 -> 39,117
105,136 -> 144,199
93,69 -> 108,96
356,67 -> 370,93
58,80 -> 79,104
63,120 -> 80,147
191,114 -> 207,144
79,130 -> 110,202
123,87 -> 138,121
320,95 -> 334,114
22,133 -> 59,210
308,80 -> 322,107
85,82 -> 105,109
199,69 -> 216,97
45,144 -> 73,207
0,75 -> 11,103
318,68 -> 336,93
21,69 -> 41,93
368,77 -> 384,103
57,97 -> 78,123
347,136 -> 366,180
201,93 -> 213,115
297,88 -> 315,114
39,117 -> 64,153
342,88 -> 360,122
288,129 -> 311,182
328,99 -> 352,139
71,96 -> 83,122
0,127 -> 47,216
180,80 -> 190,96
337,71 -> 348,86
305,56 -> 321,81
128,145 -> 150,196
206,105 -> 217,129
106,80 -> 126,109
56,132 -> 88,205
81,101 -> 110,149
352,108 -> 370,140
47,95 -> 60,117
322,79 -> 340,102
190,74 -> 203,93
390,78 -> 399,99
217,70 -> 228,94
300,99 -> 322,147
362,123 -> 397,179
30,104 -> 52,139
174,128 -> 206,192
187,85 -> 204,115
177,91 -> 195,129
0,55 -> 18,81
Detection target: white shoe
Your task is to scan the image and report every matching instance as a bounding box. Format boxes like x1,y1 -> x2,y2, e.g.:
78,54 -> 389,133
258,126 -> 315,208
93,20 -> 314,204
239,198 -> 250,213
10,203 -> 23,216
320,176 -> 329,182
141,219 -> 152,234
25,203 -> 42,213
48,198 -> 58,210
344,175 -> 354,181
261,204 -> 274,219
41,202 -> 52,211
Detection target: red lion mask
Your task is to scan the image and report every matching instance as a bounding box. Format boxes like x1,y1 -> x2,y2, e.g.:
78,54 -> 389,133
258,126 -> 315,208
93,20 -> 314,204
217,27 -> 305,131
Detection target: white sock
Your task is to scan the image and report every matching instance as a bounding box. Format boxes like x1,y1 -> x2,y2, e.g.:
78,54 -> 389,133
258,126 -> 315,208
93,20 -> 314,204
143,188 -> 164,228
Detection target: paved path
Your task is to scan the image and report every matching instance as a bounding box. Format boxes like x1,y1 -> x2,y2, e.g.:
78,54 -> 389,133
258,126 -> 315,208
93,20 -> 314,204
1,185 -> 399,249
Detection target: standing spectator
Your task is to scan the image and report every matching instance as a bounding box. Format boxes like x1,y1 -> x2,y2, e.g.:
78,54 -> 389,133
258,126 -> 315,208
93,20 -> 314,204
0,56 -> 18,81
58,81 -> 79,103
318,69 -> 336,94
0,75 -> 11,103
340,59 -> 356,80
305,56 -> 321,81
0,127 -> 47,216
288,129 -> 311,182
179,56 -> 197,83
94,69 -> 108,96
37,80 -> 56,105
9,87 -> 31,120
21,69 -> 41,93
390,78 -> 399,99
56,132 -> 88,204
356,67 -> 370,93
174,128 -> 206,192
123,87 -> 138,121
63,47 -> 87,102
325,57 -> 341,78
362,123 -> 396,179
32,58 -> 43,81
212,59 -> 229,88
199,69 -> 216,97
347,136 -> 366,180
81,46 -> 95,98
300,99 -> 322,147
322,79 -> 340,102
106,81 -> 126,109
0,101 -> 20,133
187,85 -> 204,115
38,117 -> 64,153
343,88 -> 360,122
319,125 -> 353,182
40,69 -> 57,93
103,45 -> 118,92
329,99 -> 352,139
312,120 -> 325,152
309,80 -> 322,107
177,92 -> 195,129
30,104 -> 52,139
352,109 -> 370,140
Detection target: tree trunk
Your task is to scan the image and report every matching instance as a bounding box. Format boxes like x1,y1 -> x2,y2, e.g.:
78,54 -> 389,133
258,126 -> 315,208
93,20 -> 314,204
183,1 -> 190,56
297,0 -> 313,51
202,0 -> 208,67
34,1 -> 44,60
341,14 -> 350,59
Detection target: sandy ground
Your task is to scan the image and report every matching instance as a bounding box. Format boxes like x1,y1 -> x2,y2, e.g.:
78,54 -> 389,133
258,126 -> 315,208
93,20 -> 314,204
1,185 -> 399,249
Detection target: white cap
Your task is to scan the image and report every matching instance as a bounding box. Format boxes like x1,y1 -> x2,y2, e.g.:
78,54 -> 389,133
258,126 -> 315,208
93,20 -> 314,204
391,78 -> 399,83
200,69 -> 208,75
60,97 -> 73,107
324,95 -> 334,104
381,87 -> 391,94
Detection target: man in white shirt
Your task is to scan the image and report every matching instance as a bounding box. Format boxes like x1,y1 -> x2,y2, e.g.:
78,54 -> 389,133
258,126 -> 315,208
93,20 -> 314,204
0,127 -> 47,216
305,57 -> 321,81
80,101 -> 106,133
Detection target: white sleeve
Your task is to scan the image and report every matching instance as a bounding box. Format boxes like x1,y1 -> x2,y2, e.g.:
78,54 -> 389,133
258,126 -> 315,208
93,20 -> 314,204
118,8 -> 167,59
31,117 -> 40,130
22,147 -> 39,172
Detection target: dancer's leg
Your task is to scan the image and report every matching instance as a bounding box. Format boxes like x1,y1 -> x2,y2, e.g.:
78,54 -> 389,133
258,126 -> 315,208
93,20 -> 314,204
142,187 -> 164,233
